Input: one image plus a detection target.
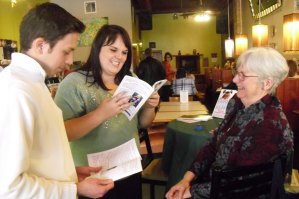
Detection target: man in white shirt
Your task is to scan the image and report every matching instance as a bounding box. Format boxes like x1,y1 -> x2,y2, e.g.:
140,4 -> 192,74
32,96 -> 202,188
0,3 -> 114,198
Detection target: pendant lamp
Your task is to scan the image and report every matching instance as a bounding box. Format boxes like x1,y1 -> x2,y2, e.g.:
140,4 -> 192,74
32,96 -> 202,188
252,0 -> 268,47
11,0 -> 17,7
283,13 -> 299,51
235,0 -> 248,56
225,0 -> 234,58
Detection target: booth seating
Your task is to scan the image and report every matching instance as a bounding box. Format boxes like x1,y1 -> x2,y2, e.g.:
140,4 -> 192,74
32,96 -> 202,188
276,77 -> 299,169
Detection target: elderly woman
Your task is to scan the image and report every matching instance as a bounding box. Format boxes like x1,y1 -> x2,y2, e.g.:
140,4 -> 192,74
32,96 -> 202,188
166,47 -> 294,199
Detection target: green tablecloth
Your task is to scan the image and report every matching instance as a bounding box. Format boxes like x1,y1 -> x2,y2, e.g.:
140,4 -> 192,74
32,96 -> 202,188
162,118 -> 222,190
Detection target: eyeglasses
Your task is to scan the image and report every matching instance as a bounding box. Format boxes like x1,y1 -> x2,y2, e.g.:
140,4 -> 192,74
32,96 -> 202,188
233,71 -> 258,81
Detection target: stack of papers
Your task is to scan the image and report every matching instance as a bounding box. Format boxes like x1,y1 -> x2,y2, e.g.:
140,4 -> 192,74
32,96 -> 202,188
177,114 -> 213,123
87,139 -> 142,181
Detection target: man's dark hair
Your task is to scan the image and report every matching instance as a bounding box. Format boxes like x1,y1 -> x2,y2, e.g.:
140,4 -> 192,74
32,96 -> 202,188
176,67 -> 186,79
20,3 -> 85,52
144,48 -> 152,57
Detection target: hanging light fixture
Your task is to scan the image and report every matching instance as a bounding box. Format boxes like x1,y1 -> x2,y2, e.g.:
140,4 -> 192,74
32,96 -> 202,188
194,12 -> 210,22
252,0 -> 268,47
283,2 -> 299,52
194,0 -> 210,22
225,0 -> 234,58
11,0 -> 17,7
235,0 -> 248,56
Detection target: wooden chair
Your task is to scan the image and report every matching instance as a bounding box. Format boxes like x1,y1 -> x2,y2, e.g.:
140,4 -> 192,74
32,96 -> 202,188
139,128 -> 168,199
209,155 -> 287,199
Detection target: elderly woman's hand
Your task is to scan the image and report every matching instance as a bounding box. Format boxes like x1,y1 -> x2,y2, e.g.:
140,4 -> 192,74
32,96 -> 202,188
165,179 -> 191,199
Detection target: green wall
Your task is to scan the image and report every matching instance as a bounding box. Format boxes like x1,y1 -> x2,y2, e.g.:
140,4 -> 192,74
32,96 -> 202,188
141,14 -> 222,74
0,0 -> 49,50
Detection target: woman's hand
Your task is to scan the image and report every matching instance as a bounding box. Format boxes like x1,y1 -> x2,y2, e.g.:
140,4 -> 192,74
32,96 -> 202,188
145,91 -> 160,109
95,91 -> 131,120
165,179 -> 190,199
139,92 -> 160,128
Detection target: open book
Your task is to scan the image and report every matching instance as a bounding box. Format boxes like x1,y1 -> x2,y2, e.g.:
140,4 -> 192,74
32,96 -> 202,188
212,89 -> 237,118
87,139 -> 142,181
113,75 -> 167,120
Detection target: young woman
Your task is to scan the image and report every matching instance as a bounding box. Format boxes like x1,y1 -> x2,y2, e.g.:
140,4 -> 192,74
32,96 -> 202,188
55,24 -> 160,199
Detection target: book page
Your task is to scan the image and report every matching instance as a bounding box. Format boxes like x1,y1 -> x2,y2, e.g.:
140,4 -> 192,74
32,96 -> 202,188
89,158 -> 142,181
212,89 -> 237,118
87,139 -> 142,181
153,79 -> 167,91
113,76 -> 167,120
113,76 -> 153,120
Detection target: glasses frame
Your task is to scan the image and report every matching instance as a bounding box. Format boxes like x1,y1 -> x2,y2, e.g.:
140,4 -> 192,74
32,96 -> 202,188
233,71 -> 259,81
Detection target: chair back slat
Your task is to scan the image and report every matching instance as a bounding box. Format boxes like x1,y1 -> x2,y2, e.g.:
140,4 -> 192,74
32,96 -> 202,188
210,155 -> 287,199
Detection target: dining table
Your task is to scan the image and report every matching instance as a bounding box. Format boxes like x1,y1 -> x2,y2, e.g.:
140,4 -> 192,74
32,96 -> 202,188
161,117 -> 223,191
153,101 -> 209,123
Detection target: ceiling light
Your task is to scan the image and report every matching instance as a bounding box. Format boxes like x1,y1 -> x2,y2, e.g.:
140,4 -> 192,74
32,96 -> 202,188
283,13 -> 299,52
225,0 -> 234,58
252,0 -> 268,47
173,13 -> 178,20
194,12 -> 210,22
235,0 -> 248,57
11,0 -> 17,7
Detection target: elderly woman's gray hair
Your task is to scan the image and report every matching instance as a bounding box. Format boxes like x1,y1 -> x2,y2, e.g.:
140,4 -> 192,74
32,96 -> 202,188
236,47 -> 289,95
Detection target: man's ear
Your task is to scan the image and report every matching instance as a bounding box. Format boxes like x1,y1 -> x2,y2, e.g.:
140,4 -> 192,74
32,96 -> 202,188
31,38 -> 45,54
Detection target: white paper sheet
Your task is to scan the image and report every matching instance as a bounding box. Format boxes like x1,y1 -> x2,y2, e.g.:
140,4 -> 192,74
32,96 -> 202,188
87,139 -> 142,181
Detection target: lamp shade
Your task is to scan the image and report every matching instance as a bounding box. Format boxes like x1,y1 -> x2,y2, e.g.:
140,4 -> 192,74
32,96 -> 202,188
283,13 -> 299,52
225,38 -> 234,58
235,34 -> 248,56
252,24 -> 268,47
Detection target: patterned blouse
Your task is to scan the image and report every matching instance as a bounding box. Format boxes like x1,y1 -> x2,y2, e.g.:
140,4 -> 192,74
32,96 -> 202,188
188,94 -> 293,198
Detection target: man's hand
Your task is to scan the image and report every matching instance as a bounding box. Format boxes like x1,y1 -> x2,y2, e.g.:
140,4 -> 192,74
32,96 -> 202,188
76,166 -> 101,182
77,177 -> 114,198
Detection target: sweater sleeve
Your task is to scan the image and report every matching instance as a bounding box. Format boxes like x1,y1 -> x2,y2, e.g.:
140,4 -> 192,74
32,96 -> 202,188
0,88 -> 77,199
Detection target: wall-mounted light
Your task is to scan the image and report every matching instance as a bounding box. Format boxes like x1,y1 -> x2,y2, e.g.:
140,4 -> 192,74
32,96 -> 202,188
252,0 -> 268,47
235,0 -> 248,56
225,0 -> 234,58
283,13 -> 299,52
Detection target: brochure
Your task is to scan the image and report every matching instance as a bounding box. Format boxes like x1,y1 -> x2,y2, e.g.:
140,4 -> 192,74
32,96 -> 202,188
212,89 -> 237,118
176,114 -> 213,123
87,139 -> 142,181
113,75 -> 167,120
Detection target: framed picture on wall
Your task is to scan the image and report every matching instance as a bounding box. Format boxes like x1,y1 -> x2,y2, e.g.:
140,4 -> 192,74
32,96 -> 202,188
249,0 -> 281,19
84,1 -> 97,14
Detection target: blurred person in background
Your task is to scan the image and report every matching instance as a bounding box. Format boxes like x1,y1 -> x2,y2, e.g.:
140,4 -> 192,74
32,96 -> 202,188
163,52 -> 176,82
